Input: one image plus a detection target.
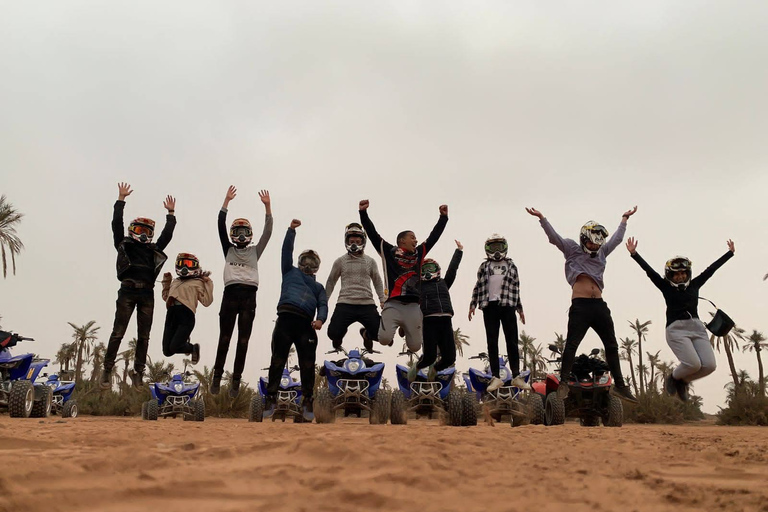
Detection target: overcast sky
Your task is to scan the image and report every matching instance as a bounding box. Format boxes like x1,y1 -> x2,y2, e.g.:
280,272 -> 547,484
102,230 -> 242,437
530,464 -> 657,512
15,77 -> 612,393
1,1 -> 766,413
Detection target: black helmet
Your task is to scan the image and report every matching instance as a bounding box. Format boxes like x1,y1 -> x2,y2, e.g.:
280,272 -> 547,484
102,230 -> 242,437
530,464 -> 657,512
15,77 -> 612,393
665,256 -> 692,290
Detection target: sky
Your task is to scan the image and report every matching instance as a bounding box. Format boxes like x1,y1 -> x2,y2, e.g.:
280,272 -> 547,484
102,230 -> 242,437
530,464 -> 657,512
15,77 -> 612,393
1,1 -> 767,413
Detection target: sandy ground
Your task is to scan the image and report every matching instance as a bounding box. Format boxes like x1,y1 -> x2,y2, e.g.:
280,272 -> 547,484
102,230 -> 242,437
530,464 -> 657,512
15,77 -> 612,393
0,416 -> 766,512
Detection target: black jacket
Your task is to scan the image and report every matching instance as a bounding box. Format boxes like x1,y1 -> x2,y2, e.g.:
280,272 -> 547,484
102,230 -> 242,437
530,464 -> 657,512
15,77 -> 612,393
420,249 -> 462,317
631,251 -> 733,327
113,201 -> 175,286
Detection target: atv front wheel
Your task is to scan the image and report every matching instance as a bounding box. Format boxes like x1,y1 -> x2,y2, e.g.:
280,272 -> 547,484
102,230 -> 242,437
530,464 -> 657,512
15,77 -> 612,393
545,393 -> 565,426
369,390 -> 390,425
314,388 -> 336,424
9,380 -> 34,418
62,400 -> 78,419
30,385 -> 53,418
193,399 -> 205,422
447,389 -> 463,427
527,393 -> 546,425
141,401 -> 148,420
145,399 -> 159,421
248,392 -> 264,423
461,391 -> 478,426
389,390 -> 408,425
603,394 -> 623,427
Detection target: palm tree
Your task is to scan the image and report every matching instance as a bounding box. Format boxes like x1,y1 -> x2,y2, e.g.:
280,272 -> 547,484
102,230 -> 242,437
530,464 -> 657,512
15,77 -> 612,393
0,195 -> 24,278
710,320 -> 745,390
527,343 -> 547,380
453,328 -> 470,357
146,360 -> 175,383
518,331 -> 536,371
645,351 -> 661,393
67,321 -> 100,383
743,330 -> 768,396
55,343 -> 76,372
89,342 -> 106,383
629,319 -> 651,395
724,370 -> 752,402
619,337 -> 639,396
635,362 -> 649,393
552,333 -> 566,354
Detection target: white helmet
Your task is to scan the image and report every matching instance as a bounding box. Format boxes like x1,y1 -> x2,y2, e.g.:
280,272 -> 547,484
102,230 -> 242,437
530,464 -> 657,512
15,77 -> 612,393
344,223 -> 367,255
298,250 -> 321,275
579,221 -> 608,257
484,234 -> 508,261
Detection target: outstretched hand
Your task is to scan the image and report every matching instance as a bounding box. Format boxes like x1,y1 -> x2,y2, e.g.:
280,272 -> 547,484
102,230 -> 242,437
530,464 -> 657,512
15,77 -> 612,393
163,195 -> 176,212
525,207 -> 543,219
259,190 -> 270,206
622,206 -> 638,219
290,219 -> 301,229
118,182 -> 133,201
455,240 -> 463,251
359,199 -> 369,211
225,186 -> 237,202
727,239 -> 735,254
439,204 -> 448,216
626,237 -> 638,255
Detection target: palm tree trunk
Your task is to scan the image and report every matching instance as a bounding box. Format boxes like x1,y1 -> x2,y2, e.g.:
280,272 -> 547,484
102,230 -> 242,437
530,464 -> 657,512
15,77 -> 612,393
637,336 -> 644,394
75,342 -> 84,383
757,348 -> 765,397
722,340 -> 740,390
627,354 -> 639,396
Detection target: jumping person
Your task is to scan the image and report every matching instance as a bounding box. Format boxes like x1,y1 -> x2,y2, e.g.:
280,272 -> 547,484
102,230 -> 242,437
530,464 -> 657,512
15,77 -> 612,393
409,239 -> 464,382
358,200 -> 448,352
626,237 -> 735,401
525,206 -> 638,403
212,186 -> 273,398
469,234 -> 530,391
102,182 -> 176,390
325,223 -> 386,351
263,219 -> 328,422
160,253 -> 214,363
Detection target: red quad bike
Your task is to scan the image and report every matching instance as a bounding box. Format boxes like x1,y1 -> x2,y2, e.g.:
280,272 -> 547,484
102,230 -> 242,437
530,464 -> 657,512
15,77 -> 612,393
530,344 -> 623,427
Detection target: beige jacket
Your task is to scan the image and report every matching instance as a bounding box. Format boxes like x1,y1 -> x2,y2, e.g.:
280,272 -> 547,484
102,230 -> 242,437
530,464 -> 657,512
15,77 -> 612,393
162,273 -> 214,314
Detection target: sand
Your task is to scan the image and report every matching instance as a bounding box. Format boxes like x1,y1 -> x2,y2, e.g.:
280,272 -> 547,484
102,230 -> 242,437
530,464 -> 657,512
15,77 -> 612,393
0,416 -> 766,512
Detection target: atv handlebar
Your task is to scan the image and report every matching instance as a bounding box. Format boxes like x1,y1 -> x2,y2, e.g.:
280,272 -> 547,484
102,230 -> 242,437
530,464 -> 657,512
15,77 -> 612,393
16,336 -> 34,342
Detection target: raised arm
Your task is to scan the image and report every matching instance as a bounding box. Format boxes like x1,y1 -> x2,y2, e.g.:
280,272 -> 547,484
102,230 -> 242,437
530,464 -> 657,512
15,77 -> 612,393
254,190 -> 273,258
112,182 -> 132,248
358,201 -> 391,255
282,221 -> 300,275
692,240 -> 735,287
527,207 -> 568,253
218,186 -> 236,256
602,206 -> 636,256
155,195 -> 177,251
422,205 -> 449,254
444,241 -> 463,289
324,258 -> 342,299
626,238 -> 666,290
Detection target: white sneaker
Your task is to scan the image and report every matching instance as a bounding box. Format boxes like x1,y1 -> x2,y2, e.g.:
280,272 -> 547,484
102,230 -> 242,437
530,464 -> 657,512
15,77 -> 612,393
511,375 -> 532,391
487,377 -> 504,392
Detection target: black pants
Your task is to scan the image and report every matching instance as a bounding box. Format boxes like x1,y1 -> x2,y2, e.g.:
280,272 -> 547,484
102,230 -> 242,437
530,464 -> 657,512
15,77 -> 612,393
214,284 -> 257,380
560,298 -> 626,387
105,286 -> 154,373
417,316 -> 456,371
162,304 -> 195,357
267,312 -> 317,400
327,303 -> 381,344
482,302 -> 520,378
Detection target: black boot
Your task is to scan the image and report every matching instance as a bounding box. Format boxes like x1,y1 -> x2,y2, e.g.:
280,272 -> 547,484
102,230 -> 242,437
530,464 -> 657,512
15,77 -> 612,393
191,344 -> 201,365
229,378 -> 241,399
674,379 -> 689,402
665,374 -> 678,397
99,368 -> 112,390
129,368 -> 144,390
210,374 -> 222,395
359,328 -> 373,353
611,385 -> 638,404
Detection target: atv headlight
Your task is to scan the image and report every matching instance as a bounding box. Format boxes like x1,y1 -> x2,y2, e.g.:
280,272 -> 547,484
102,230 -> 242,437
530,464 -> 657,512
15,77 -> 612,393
329,370 -> 341,377
364,372 -> 379,378
47,382 -> 58,390
173,382 -> 184,393
345,360 -> 361,373
598,374 -> 610,385
280,377 -> 291,388
499,368 -> 510,381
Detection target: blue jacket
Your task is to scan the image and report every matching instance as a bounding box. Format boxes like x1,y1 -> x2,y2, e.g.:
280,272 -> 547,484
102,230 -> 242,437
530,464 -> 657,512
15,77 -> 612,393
277,228 -> 328,322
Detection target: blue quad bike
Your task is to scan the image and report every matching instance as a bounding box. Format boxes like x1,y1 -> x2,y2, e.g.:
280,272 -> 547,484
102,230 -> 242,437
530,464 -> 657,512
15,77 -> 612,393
0,331 -> 53,418
314,348 -> 389,424
45,373 -> 78,418
463,352 -> 533,427
249,365 -> 307,423
142,372 -> 205,421
392,351 -> 477,426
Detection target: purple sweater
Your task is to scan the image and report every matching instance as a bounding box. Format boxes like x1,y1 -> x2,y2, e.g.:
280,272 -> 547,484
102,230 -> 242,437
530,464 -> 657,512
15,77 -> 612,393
539,218 -> 626,291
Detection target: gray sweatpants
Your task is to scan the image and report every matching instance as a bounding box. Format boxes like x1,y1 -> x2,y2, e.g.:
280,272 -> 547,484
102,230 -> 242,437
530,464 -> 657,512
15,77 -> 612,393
666,318 -> 717,383
378,301 -> 423,352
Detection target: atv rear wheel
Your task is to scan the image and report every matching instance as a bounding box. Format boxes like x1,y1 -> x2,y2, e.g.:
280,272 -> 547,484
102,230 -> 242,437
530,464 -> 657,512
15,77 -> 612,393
545,392 -> 565,426
9,380 -> 34,418
193,399 -> 205,422
62,400 -> 78,419
314,388 -> 335,424
528,393 -> 546,425
389,390 -> 408,425
603,394 -> 623,427
447,389 -> 463,427
145,399 -> 159,421
461,391 -> 478,426
580,415 -> 601,427
141,401 -> 148,420
30,385 -> 53,418
369,390 -> 390,425
248,392 -> 264,423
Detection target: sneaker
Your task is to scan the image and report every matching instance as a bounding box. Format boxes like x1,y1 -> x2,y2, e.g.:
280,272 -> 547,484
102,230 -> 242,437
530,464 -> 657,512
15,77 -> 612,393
191,344 -> 201,365
611,385 -> 639,404
332,338 -> 343,351
359,328 -> 374,353
302,398 -> 315,422
210,374 -> 222,395
427,365 -> 437,382
556,381 -> 569,399
263,395 -> 277,419
128,369 -> 144,390
675,379 -> 689,402
511,375 -> 532,391
407,365 -> 420,382
229,379 -> 241,399
99,368 -> 112,390
487,377 -> 504,392
665,374 -> 678,397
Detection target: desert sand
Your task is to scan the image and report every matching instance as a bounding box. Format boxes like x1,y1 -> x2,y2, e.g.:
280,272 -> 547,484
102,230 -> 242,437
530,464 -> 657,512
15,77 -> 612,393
0,416 -> 766,512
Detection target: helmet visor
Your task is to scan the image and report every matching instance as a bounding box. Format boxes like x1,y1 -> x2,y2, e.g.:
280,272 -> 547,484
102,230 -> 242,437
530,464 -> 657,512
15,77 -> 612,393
486,241 -> 507,254
177,258 -> 199,270
130,224 -> 154,237
231,226 -> 252,239
421,261 -> 439,276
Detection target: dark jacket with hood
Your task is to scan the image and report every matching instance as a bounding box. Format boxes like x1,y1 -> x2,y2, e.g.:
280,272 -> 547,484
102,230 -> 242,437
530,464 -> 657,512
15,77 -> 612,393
113,201 -> 176,287
420,249 -> 462,317
277,228 -> 328,322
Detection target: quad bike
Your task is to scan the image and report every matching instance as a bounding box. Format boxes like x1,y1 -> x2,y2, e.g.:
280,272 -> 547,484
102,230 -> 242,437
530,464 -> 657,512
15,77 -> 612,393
45,373 -> 78,418
249,365 -> 306,423
0,331 -> 53,418
530,345 -> 623,427
142,372 -> 205,421
393,351 -> 476,426
314,348 -> 389,424
463,352 -> 532,427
